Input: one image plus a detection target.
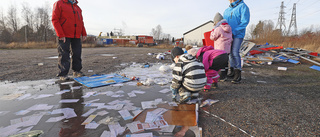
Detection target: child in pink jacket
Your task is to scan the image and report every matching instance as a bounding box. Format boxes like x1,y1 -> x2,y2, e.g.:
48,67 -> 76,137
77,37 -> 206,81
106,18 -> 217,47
210,12 -> 233,81
196,46 -> 228,91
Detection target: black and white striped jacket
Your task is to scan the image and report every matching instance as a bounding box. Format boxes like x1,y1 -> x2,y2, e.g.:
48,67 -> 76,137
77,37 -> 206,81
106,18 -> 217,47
171,54 -> 207,92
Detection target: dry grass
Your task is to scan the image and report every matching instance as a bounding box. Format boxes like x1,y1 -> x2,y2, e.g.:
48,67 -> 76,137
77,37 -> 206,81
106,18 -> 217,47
252,32 -> 320,53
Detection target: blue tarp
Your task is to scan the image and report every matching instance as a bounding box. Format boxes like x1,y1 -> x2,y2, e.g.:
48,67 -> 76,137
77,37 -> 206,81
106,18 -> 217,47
310,65 -> 320,71
74,73 -> 131,88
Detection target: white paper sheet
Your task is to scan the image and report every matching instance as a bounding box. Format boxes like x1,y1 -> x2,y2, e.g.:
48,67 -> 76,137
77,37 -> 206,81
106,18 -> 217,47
85,122 -> 100,129
96,110 -> 109,116
126,132 -> 153,137
82,108 -> 98,117
158,88 -> 171,93
15,110 -> 31,116
118,109 -> 133,120
59,99 -> 79,103
127,92 -> 137,97
45,116 -> 66,122
27,104 -> 54,111
81,115 -> 97,125
34,94 -> 54,99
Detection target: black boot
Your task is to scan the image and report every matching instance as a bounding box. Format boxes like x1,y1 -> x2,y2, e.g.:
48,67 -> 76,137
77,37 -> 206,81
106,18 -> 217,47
231,69 -> 241,84
218,70 -> 227,82
227,67 -> 234,77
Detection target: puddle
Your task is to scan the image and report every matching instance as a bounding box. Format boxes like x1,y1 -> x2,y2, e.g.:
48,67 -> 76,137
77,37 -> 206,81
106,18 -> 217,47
0,63 -> 199,137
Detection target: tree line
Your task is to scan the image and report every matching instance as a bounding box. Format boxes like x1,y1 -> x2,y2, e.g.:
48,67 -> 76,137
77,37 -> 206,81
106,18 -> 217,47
0,2 -> 55,43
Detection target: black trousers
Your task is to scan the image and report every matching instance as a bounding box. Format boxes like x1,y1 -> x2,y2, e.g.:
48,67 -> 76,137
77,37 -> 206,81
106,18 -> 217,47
57,38 -> 82,76
209,53 -> 229,71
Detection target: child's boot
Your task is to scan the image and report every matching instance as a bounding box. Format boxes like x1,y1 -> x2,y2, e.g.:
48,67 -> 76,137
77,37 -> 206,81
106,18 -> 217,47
218,69 -> 227,82
203,85 -> 211,92
212,82 -> 218,89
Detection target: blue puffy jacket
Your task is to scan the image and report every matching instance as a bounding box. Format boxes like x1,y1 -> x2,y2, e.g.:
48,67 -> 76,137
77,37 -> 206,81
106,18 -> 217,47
223,0 -> 250,38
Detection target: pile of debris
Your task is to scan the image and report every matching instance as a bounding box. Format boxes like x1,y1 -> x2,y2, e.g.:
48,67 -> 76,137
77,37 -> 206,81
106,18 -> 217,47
240,41 -> 320,71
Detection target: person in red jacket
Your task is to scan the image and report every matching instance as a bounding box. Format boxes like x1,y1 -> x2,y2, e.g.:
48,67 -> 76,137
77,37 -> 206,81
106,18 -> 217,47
52,0 -> 87,80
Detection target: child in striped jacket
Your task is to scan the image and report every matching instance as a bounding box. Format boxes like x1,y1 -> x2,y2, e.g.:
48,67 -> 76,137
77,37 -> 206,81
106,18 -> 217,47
170,47 -> 207,103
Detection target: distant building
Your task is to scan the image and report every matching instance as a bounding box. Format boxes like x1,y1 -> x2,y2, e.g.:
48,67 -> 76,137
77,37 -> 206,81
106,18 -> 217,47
183,21 -> 214,46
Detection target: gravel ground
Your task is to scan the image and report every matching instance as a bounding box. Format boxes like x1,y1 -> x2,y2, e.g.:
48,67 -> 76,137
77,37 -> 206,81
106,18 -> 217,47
0,47 -> 319,136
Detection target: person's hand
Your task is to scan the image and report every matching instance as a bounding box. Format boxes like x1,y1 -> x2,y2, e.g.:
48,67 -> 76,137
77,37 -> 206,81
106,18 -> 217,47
82,36 -> 87,41
59,37 -> 66,43
174,131 -> 186,137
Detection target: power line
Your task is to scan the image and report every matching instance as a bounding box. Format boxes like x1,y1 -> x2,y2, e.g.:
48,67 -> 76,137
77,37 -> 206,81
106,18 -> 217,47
300,0 -> 320,11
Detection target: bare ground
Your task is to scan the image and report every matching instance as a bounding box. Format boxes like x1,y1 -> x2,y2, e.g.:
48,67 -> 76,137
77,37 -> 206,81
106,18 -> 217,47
0,47 -> 319,136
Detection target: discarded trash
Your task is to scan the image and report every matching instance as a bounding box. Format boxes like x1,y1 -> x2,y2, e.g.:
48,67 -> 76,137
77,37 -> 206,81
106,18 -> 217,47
141,78 -> 154,86
38,63 -> 44,66
278,67 -> 287,71
200,99 -> 219,107
9,130 -> 44,137
310,65 -> 320,71
88,70 -> 94,73
156,53 -> 165,60
113,57 -> 117,59
159,65 -> 171,73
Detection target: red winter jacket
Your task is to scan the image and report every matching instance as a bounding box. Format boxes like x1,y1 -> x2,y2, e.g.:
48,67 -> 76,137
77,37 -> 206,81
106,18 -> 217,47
52,0 -> 87,38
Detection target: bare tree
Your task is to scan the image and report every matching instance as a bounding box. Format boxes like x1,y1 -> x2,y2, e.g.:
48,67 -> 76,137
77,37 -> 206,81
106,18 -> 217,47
151,25 -> 162,40
34,3 -> 52,42
246,24 -> 256,40
0,8 -> 6,30
7,5 -> 19,33
21,2 -> 35,42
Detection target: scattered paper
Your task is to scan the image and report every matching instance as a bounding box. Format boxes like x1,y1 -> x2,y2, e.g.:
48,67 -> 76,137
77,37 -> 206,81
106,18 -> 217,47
141,101 -> 157,109
131,110 -> 143,117
81,115 -> 97,125
126,121 -> 144,133
34,94 -> 54,99
127,92 -> 137,97
131,90 -> 146,94
59,99 -> 79,103
27,104 -> 54,111
118,109 -> 133,120
108,122 -> 125,136
46,116 -> 66,122
55,89 -> 71,95
60,81 -> 75,85
85,122 -> 100,129
100,131 -> 114,137
126,132 -> 153,137
15,110 -> 31,116
96,110 -> 109,116
71,86 -> 82,90
158,88 -> 171,93
82,108 -> 98,117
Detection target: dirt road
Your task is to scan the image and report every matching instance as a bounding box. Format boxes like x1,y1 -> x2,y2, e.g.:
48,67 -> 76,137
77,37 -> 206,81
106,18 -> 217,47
1,47 -> 319,136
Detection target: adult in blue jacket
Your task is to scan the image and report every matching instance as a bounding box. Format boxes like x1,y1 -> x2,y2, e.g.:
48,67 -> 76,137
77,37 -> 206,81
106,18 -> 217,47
223,0 -> 250,84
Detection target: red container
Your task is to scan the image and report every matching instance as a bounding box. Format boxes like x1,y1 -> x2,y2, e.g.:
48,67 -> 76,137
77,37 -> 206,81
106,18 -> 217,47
309,52 -> 318,56
203,31 -> 214,47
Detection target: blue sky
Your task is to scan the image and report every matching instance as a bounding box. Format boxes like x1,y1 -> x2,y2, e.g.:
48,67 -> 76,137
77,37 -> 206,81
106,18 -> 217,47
1,0 -> 320,38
